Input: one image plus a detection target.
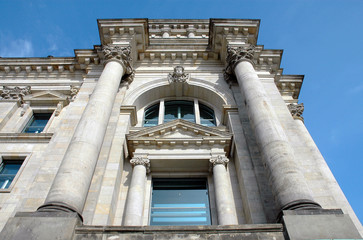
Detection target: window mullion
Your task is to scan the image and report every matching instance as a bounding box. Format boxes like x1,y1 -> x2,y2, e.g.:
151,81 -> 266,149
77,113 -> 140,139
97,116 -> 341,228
159,99 -> 165,124
194,99 -> 200,124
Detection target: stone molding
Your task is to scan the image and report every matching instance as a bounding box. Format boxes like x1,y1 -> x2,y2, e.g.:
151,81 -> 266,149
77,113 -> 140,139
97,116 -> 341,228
209,155 -> 229,167
288,103 -> 304,121
0,133 -> 53,143
102,45 -> 135,84
130,157 -> 150,173
168,66 -> 190,83
1,86 -> 31,103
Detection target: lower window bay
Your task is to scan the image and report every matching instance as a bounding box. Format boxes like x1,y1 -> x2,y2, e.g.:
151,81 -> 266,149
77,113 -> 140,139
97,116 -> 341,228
150,178 -> 211,226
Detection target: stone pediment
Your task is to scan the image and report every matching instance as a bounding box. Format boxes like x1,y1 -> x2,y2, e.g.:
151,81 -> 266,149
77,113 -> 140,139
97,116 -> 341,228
23,90 -> 70,106
126,119 -> 233,155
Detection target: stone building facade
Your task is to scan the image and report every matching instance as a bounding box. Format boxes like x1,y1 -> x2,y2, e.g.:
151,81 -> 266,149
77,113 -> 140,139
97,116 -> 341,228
0,18 -> 361,239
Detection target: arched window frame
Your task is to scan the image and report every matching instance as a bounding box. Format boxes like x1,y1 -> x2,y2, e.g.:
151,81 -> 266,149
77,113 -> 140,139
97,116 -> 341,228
142,99 -> 217,127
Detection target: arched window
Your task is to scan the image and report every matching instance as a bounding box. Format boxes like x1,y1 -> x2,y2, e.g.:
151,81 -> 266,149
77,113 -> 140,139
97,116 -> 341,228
144,104 -> 159,127
164,100 -> 194,123
143,100 -> 216,127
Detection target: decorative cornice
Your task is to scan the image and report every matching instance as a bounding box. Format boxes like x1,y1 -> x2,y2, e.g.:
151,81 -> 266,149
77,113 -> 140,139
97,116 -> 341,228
209,155 -> 229,168
168,66 -> 190,83
102,45 -> 135,84
288,103 -> 304,121
1,86 -> 31,103
130,157 -> 150,173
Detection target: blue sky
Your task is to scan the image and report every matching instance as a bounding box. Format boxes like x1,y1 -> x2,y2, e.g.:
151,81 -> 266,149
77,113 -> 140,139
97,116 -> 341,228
0,0 -> 362,224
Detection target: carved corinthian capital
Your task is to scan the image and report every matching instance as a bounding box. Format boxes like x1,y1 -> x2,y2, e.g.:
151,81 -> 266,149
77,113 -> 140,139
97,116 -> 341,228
288,103 -> 304,121
224,45 -> 256,83
209,155 -> 229,167
1,86 -> 31,103
168,66 -> 190,83
102,45 -> 135,84
130,157 -> 150,173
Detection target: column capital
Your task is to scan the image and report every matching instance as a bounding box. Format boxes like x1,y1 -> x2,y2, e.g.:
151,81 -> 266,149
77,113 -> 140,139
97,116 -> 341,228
224,45 -> 256,83
209,155 -> 229,167
102,44 -> 135,84
130,157 -> 150,173
288,103 -> 304,122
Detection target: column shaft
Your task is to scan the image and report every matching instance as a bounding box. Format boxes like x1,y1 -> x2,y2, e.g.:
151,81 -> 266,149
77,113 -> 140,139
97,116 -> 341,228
234,61 -> 319,212
39,60 -> 125,217
211,157 -> 238,225
124,164 -> 147,226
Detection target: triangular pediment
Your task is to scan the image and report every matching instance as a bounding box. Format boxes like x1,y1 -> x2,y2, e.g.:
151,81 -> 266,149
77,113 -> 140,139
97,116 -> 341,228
24,90 -> 69,101
23,90 -> 70,106
126,119 -> 233,156
127,119 -> 232,139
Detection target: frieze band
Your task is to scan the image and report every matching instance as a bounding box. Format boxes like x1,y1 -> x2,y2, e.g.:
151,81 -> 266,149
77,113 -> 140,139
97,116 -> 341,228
1,86 -> 31,103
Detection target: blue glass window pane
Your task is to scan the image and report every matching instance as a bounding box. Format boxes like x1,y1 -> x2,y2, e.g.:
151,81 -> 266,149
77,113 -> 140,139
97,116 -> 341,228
0,161 -> 22,189
150,178 -> 211,226
199,103 -> 216,126
23,113 -> 52,133
144,104 -> 159,127
164,101 -> 195,123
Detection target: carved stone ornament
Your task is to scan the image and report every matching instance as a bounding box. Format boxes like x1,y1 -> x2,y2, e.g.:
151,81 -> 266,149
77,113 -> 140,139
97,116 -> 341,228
168,66 -> 190,83
209,155 -> 229,167
130,157 -> 150,173
70,85 -> 80,101
1,86 -> 31,102
288,103 -> 304,121
102,45 -> 135,84
224,45 -> 255,83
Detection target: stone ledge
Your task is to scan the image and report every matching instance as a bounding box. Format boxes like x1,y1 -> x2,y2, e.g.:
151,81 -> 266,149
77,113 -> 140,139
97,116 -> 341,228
76,224 -> 284,234
0,132 -> 53,143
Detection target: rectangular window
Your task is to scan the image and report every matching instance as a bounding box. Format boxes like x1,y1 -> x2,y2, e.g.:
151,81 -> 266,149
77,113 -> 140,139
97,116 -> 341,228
150,178 -> 211,226
23,113 -> 52,133
0,160 -> 23,189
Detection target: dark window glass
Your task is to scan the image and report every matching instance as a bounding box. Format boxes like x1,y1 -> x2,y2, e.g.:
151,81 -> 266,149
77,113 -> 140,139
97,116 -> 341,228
144,104 -> 159,127
23,113 -> 52,133
0,160 -> 22,189
164,101 -> 195,123
199,103 -> 216,126
150,178 -> 211,226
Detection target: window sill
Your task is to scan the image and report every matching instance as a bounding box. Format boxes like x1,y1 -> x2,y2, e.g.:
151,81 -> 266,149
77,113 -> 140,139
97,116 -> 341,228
0,133 -> 53,143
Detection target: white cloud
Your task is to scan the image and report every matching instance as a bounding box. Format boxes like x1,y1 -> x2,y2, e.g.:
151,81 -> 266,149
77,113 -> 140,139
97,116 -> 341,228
0,38 -> 34,57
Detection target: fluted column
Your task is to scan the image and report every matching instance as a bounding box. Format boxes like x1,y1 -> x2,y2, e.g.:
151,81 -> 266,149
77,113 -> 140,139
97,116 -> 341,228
210,155 -> 238,225
38,45 -> 134,219
225,45 -> 320,219
124,157 -> 150,226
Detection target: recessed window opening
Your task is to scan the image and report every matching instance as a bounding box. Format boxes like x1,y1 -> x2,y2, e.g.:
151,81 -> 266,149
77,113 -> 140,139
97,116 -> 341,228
143,100 -> 216,127
144,104 -> 159,127
0,160 -> 23,189
150,178 -> 211,226
22,112 -> 52,133
164,100 -> 194,123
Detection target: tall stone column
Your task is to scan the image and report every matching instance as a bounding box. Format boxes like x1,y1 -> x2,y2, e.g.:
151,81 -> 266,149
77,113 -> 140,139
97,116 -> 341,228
38,45 -> 134,220
124,157 -> 150,226
225,45 -> 321,219
210,155 -> 238,225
